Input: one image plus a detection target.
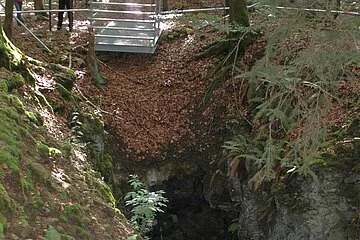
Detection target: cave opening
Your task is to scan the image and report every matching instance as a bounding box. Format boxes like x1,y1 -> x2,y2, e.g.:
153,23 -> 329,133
146,173 -> 238,240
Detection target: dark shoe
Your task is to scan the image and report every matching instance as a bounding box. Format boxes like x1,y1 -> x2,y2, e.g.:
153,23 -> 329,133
69,26 -> 73,32
57,26 -> 62,30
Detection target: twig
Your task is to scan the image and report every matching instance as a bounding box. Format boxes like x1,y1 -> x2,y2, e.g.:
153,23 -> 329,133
74,84 -> 124,120
98,59 -> 112,70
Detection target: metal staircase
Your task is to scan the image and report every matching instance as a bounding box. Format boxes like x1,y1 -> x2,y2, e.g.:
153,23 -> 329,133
88,0 -> 162,53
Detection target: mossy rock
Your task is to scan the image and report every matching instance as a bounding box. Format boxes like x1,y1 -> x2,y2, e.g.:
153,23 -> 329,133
7,95 -> 25,113
56,84 -> 75,101
0,68 -> 25,92
49,64 -> 76,91
57,141 -> 72,158
92,177 -> 117,207
93,152 -> 113,182
79,112 -> 104,142
12,212 -> 30,239
37,142 -> 62,158
25,110 -> 43,126
29,161 -> 51,183
62,204 -> 90,228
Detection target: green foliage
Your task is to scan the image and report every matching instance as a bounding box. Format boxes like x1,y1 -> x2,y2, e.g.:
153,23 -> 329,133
223,10 -> 360,185
62,204 -> 88,227
0,184 -> 12,212
46,225 -> 61,240
124,174 -> 168,236
0,214 -> 6,240
75,226 -> 91,239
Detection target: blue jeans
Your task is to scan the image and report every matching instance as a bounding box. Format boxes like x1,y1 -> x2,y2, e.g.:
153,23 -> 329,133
14,1 -> 24,23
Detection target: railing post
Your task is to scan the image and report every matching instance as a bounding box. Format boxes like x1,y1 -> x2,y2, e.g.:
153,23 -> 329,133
154,0 -> 161,45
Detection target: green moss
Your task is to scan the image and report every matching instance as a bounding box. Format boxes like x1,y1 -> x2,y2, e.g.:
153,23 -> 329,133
0,80 -> 8,92
93,152 -> 113,182
56,84 -> 75,101
0,100 -> 26,173
7,72 -> 25,91
60,234 -> 75,240
49,147 -> 62,158
20,175 -> 34,193
25,111 -> 43,126
0,150 -> 20,173
0,184 -> 12,212
29,161 -> 51,183
62,204 -> 90,228
24,194 -> 44,217
57,141 -> 72,158
80,113 -> 104,142
75,226 -> 91,239
8,95 -> 25,113
0,69 -> 25,93
12,211 -> 30,239
37,142 -> 50,158
50,64 -> 76,91
0,214 -> 7,240
93,178 -> 116,207
37,142 -> 62,158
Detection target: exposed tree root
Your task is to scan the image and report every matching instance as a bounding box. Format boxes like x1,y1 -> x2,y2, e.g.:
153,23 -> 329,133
88,29 -> 107,87
201,30 -> 258,105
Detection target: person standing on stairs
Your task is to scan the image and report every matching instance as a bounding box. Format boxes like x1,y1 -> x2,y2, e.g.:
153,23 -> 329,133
13,0 -> 25,24
57,0 -> 73,31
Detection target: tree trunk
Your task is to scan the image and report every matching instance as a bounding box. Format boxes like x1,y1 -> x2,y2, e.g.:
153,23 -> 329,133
229,0 -> 249,27
34,0 -> 48,16
0,27 -> 22,69
4,0 -> 13,39
87,29 -> 107,87
162,0 -> 168,11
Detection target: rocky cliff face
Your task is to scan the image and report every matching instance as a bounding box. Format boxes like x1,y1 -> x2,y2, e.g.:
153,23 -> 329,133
203,143 -> 360,240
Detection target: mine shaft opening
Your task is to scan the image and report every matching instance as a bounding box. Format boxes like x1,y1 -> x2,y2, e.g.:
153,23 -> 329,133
146,174 -> 237,240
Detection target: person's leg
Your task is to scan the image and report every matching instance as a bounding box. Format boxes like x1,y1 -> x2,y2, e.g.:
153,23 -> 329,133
58,0 -> 66,29
14,2 -> 24,23
65,0 -> 73,31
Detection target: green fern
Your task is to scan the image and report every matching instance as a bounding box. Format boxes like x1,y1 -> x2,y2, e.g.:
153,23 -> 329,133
222,9 -> 360,185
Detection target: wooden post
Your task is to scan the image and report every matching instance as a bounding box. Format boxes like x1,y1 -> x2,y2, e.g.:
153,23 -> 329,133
49,0 -> 52,31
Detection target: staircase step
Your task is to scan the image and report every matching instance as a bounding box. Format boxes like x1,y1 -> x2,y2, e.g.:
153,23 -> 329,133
90,0 -> 162,53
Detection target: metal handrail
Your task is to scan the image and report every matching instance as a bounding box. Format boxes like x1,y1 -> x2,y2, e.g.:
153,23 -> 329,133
94,34 -> 155,40
89,2 -> 156,7
89,9 -> 155,15
88,17 -> 156,23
